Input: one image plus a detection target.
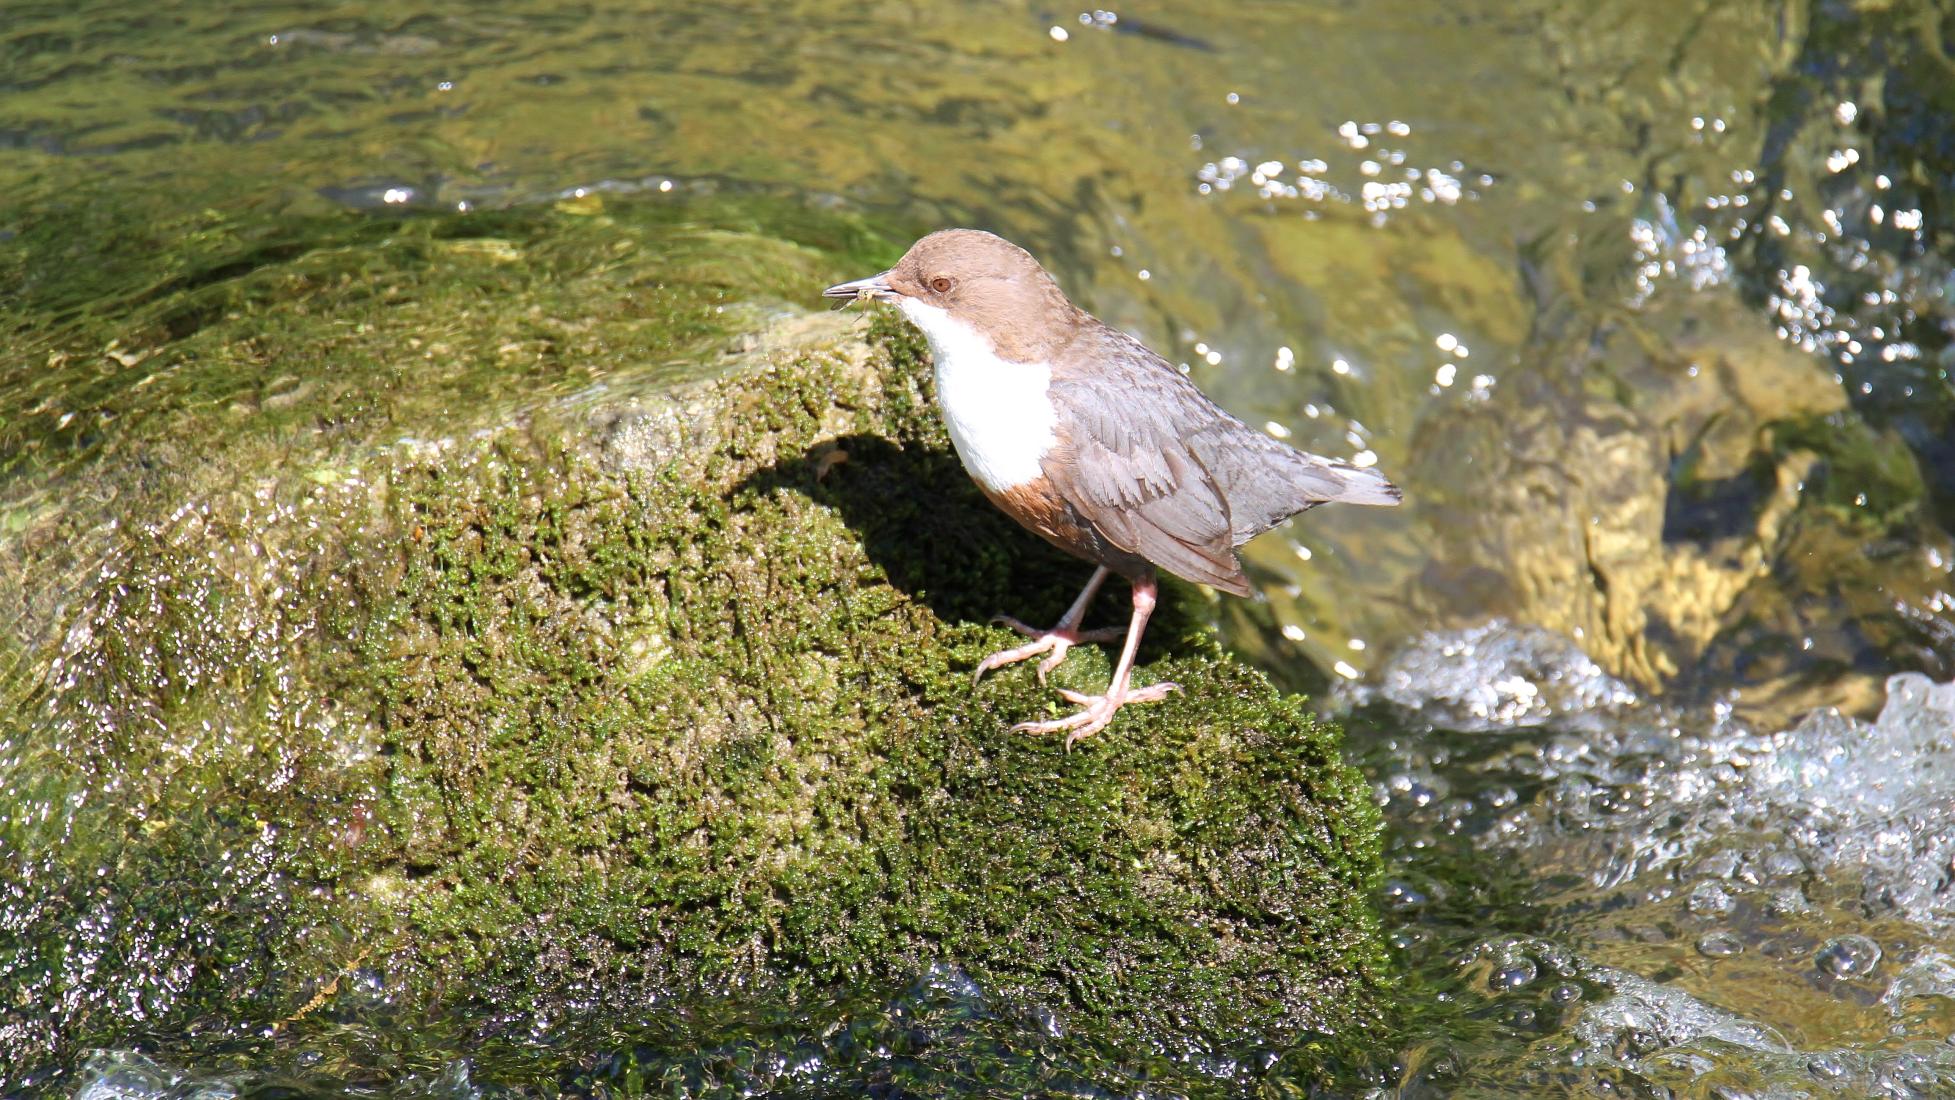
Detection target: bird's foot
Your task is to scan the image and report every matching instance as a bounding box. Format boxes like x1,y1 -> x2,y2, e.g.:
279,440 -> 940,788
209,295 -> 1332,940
973,617 -> 1124,686
1011,681 -> 1180,750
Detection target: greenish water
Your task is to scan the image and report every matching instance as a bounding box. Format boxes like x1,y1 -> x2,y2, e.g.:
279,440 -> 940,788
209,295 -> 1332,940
5,0 -> 1955,1095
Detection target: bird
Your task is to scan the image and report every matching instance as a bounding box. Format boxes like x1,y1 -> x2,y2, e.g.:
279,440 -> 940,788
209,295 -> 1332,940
823,229 -> 1400,747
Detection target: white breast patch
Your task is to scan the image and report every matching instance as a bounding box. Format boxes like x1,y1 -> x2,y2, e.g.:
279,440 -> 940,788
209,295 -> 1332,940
897,297 -> 1058,493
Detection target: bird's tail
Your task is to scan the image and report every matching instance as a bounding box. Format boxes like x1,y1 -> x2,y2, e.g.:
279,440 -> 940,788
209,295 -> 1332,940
1304,459 -> 1401,506
1212,441 -> 1402,545
1190,420 -> 1401,543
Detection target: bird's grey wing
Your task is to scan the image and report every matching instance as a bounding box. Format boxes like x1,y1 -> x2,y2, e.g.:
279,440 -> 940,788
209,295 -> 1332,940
1042,332 -> 1253,595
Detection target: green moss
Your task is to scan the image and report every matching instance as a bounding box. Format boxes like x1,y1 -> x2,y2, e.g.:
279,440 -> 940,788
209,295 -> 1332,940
1766,413 -> 1926,529
346,310 -> 1387,1052
0,203 -> 1387,1091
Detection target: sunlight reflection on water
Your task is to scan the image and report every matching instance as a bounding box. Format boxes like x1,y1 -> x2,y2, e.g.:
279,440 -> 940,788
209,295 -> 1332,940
5,0 -> 1955,1094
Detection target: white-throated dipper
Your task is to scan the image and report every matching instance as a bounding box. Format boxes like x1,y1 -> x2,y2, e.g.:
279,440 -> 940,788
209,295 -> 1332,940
824,229 -> 1401,746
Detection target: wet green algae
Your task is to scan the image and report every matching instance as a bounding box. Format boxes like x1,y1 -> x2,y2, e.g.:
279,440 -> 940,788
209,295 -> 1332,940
0,208 -> 1387,1087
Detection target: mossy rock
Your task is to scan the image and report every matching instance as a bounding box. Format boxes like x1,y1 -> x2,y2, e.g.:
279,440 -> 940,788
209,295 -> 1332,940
0,205 -> 1387,1090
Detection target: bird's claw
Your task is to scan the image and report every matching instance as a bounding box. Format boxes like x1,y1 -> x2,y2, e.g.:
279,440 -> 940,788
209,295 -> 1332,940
1012,681 -> 1180,750
990,614 -> 1040,638
990,614 -> 1120,643
972,621 -> 1120,686
973,634 -> 1070,686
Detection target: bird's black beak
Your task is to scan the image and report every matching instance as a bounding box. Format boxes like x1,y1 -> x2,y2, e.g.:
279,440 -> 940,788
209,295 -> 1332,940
822,271 -> 896,304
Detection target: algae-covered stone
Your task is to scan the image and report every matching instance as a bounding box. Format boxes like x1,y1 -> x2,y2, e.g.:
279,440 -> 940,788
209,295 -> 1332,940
369,311 -> 1388,1035
0,203 -> 1386,1090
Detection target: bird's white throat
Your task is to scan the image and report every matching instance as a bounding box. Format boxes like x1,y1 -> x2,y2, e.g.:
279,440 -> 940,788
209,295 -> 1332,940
897,296 -> 1057,493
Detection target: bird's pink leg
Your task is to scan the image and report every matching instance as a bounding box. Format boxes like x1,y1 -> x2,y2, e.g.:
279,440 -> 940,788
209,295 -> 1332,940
1011,572 -> 1178,749
973,566 -> 1124,685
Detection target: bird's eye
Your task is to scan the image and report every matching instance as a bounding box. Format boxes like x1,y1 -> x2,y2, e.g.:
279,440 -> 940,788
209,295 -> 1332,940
929,276 -> 953,294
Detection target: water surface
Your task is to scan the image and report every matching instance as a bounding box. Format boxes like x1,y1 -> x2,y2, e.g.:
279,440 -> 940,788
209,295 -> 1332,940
5,0 -> 1954,1094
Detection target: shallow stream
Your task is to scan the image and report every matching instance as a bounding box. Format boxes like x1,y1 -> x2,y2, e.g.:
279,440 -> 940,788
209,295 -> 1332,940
5,0 -> 1955,1095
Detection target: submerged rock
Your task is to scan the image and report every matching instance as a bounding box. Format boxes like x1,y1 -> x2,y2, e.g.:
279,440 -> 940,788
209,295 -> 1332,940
0,203 -> 1387,1091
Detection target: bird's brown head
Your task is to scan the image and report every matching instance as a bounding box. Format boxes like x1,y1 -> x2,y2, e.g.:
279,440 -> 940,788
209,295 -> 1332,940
824,229 -> 1083,362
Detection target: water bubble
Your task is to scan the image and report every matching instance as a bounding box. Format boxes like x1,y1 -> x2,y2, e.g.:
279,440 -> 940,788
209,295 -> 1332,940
1383,878 -> 1429,909
1386,770 -> 1449,807
1389,928 -> 1426,951
1687,880 -> 1736,917
1761,850 -> 1806,879
1816,935 -> 1882,978
1809,1053 -> 1850,1080
1768,887 -> 1813,917
1492,958 -> 1539,990
1696,932 -> 1744,958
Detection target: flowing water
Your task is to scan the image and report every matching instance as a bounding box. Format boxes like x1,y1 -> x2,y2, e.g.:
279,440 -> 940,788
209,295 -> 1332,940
5,0 -> 1955,1095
